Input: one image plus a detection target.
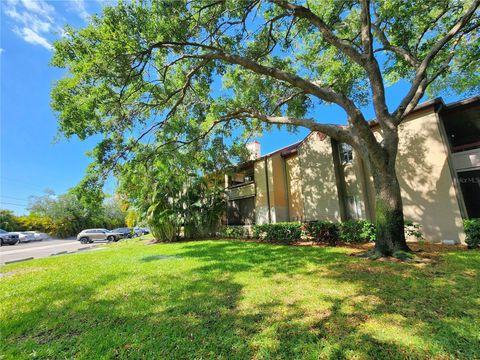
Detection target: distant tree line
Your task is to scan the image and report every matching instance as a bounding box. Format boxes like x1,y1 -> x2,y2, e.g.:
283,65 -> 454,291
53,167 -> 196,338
0,189 -> 126,238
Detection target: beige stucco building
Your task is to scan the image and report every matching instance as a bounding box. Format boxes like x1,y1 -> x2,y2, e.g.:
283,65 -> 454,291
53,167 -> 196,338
225,96 -> 480,244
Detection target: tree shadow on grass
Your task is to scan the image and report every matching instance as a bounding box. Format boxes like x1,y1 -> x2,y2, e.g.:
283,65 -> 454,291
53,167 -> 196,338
176,240 -> 346,276
141,255 -> 183,262
172,241 -> 480,358
1,241 -> 348,359
2,241 -> 478,359
321,250 -> 480,359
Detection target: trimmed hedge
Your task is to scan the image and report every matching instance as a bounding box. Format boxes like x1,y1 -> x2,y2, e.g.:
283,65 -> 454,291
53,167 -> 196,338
243,219 -> 424,246
464,219 -> 480,249
253,222 -> 302,243
220,226 -> 249,239
338,219 -> 424,243
303,221 -> 339,245
340,220 -> 376,243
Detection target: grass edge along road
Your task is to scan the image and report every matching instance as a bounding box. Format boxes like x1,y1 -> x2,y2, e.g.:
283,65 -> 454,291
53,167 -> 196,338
1,239 -> 479,359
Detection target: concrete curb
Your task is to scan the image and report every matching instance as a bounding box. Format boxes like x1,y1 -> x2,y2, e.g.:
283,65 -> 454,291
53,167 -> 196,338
51,251 -> 68,256
5,257 -> 34,264
77,247 -> 92,251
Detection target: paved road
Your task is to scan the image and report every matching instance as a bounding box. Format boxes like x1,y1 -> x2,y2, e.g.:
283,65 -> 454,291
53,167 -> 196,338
0,239 -> 104,265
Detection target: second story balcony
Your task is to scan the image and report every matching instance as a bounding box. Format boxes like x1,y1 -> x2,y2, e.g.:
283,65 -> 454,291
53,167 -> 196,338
226,162 -> 256,200
227,181 -> 255,200
442,97 -> 480,172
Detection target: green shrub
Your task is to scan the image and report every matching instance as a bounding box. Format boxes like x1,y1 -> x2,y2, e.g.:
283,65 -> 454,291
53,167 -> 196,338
248,219 -> 425,246
220,226 -> 249,239
404,220 -> 424,241
16,215 -> 56,236
464,219 -> 480,249
303,221 -> 339,245
0,210 -> 19,232
340,220 -> 376,243
253,222 -> 302,244
339,219 -> 423,244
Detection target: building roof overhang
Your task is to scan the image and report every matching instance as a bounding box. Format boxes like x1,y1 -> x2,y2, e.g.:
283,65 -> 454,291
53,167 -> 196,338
231,95 -> 479,169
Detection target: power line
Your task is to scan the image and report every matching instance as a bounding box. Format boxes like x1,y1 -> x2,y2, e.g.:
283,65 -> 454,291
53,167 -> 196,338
0,177 -> 50,191
1,176 -> 47,186
0,195 -> 31,202
0,201 -> 27,207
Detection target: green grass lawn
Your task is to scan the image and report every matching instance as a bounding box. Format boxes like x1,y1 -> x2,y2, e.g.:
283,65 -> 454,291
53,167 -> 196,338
1,239 -> 479,359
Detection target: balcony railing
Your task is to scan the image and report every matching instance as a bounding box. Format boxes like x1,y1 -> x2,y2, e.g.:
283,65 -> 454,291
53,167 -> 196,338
451,147 -> 480,171
226,181 -> 255,200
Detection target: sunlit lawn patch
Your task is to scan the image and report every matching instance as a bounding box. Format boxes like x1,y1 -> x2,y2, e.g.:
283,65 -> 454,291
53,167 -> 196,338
1,240 -> 479,359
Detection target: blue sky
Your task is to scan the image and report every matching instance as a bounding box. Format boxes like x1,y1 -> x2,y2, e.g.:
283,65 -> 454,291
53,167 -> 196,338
0,0 -> 115,215
0,0 -> 468,215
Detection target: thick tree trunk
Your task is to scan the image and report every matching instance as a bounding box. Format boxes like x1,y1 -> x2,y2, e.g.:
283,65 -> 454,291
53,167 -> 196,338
371,164 -> 411,256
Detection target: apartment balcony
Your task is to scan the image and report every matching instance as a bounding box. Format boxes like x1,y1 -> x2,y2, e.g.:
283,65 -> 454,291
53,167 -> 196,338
451,147 -> 480,172
226,181 -> 255,200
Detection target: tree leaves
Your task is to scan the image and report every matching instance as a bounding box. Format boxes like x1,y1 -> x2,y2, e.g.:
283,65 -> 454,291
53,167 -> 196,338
50,0 -> 479,224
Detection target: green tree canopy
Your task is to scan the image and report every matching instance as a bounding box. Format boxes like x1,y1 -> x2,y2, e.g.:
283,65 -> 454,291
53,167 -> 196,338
117,135 -> 234,241
0,210 -> 19,232
28,189 -> 126,236
51,0 -> 479,255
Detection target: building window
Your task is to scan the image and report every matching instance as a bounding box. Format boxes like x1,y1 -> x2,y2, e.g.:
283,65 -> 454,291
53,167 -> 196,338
442,105 -> 480,153
346,195 -> 362,220
339,143 -> 353,164
457,169 -> 480,218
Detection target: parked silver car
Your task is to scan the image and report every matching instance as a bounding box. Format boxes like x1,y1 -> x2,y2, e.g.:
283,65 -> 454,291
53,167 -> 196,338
23,231 -> 49,241
77,229 -> 122,244
133,226 -> 150,237
11,232 -> 36,243
0,229 -> 20,246
111,227 -> 133,239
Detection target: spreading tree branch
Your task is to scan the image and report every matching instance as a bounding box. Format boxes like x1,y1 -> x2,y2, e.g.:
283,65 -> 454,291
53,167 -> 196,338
360,0 -> 392,127
372,23 -> 419,67
394,0 -> 480,122
147,41 -> 380,152
271,0 -> 366,67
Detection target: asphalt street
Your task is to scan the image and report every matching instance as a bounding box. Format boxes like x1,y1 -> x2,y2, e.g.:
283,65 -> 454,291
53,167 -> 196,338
0,239 -> 104,265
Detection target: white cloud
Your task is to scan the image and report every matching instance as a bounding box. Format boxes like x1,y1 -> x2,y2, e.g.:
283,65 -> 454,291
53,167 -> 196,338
69,0 -> 89,21
20,0 -> 54,18
0,48 -> 4,54
14,27 -> 52,50
95,0 -> 118,6
4,7 -> 51,32
5,0 -> 19,6
2,0 -> 57,51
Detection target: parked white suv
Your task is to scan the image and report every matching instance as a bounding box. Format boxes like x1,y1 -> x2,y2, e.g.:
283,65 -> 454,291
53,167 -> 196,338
77,229 -> 122,244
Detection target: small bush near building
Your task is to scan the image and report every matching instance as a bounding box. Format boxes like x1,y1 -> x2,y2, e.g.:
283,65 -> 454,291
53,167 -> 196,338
238,219 -> 424,246
220,226 -> 249,239
339,219 -> 423,244
464,219 -> 480,249
340,220 -> 376,243
253,222 -> 302,244
303,221 -> 339,245
404,219 -> 424,241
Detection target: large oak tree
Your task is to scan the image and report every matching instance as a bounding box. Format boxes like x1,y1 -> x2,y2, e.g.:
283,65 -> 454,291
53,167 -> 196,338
52,0 -> 479,256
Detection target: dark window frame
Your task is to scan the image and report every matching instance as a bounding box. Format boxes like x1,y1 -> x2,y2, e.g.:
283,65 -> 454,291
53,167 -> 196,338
339,143 -> 353,164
